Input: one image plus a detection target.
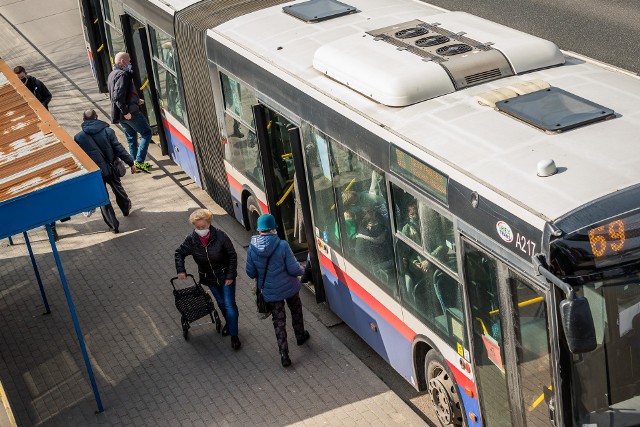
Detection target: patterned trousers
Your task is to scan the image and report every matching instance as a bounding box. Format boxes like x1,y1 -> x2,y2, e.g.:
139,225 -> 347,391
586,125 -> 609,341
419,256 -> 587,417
270,292 -> 305,353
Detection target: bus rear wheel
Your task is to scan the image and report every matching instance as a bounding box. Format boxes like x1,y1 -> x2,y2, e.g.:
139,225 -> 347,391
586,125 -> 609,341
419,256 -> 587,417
246,195 -> 261,234
425,350 -> 464,426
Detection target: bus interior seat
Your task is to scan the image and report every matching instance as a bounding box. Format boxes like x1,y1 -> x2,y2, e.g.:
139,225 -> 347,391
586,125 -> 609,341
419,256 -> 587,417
433,270 -> 462,333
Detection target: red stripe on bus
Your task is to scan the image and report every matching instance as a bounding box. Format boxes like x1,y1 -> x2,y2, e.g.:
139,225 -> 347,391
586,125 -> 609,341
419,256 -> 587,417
320,252 -> 477,396
162,117 -> 194,153
319,252 -> 416,342
447,361 -> 477,396
224,172 -> 269,213
226,172 -> 242,192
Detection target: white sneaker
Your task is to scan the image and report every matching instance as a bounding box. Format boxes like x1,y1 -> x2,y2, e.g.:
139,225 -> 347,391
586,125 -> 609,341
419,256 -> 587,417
83,208 -> 96,218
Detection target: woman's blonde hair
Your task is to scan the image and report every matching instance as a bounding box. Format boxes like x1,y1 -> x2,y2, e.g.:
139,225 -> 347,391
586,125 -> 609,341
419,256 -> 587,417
188,208 -> 213,225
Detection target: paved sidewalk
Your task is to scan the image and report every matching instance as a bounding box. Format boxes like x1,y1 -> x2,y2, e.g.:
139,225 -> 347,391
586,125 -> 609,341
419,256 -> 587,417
0,5 -> 426,427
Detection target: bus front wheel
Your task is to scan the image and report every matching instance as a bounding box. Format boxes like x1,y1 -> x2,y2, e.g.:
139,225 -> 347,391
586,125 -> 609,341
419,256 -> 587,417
425,350 -> 464,426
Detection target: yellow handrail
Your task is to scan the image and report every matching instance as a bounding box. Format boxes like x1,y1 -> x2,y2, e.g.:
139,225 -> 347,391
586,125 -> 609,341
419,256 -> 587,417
475,317 -> 489,335
490,296 -> 544,316
276,182 -> 295,206
529,386 -> 552,412
331,178 -> 357,209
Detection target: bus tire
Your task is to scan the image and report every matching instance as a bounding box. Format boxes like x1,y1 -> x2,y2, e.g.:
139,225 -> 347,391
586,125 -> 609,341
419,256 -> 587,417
425,350 -> 465,427
246,195 -> 262,234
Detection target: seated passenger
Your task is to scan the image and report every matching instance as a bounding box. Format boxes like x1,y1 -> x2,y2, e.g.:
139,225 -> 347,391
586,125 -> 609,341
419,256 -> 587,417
334,208 -> 358,250
401,203 -> 422,245
355,208 -> 394,282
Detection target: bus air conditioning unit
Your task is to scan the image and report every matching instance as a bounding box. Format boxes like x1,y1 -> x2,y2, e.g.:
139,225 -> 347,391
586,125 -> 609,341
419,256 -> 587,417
313,12 -> 564,107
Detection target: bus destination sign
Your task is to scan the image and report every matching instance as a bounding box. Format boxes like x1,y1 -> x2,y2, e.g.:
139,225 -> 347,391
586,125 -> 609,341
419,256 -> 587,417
587,212 -> 640,267
391,147 -> 448,204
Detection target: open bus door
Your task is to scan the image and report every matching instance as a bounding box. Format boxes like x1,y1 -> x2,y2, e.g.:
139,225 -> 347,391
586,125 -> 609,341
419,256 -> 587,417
252,103 -> 325,303
78,0 -> 110,92
120,14 -> 168,155
463,239 -> 558,426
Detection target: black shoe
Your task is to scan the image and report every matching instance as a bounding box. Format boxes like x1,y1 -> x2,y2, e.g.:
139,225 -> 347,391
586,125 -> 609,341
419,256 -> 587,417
231,336 -> 241,350
113,227 -> 119,234
221,324 -> 229,337
280,351 -> 291,367
296,330 -> 310,346
300,273 -> 311,283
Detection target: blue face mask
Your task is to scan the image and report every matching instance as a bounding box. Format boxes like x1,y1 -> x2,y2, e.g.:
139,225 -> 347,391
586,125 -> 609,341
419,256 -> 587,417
126,64 -> 133,72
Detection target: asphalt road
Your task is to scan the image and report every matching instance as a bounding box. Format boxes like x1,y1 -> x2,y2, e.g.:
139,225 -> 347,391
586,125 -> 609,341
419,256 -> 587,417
422,0 -> 640,73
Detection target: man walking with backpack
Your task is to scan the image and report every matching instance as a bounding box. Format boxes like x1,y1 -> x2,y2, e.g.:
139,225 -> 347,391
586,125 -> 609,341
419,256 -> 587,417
107,52 -> 153,173
74,109 -> 136,233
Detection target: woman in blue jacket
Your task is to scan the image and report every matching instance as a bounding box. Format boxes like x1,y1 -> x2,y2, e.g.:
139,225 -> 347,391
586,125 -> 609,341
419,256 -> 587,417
246,214 -> 310,367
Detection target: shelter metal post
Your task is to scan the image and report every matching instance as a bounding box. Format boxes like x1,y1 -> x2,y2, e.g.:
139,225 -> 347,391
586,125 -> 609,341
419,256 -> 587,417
7,236 -> 14,245
23,231 -> 51,314
45,224 -> 104,413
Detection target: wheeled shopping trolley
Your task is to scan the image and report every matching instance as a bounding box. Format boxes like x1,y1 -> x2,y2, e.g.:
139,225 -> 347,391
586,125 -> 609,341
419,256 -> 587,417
171,274 -> 221,340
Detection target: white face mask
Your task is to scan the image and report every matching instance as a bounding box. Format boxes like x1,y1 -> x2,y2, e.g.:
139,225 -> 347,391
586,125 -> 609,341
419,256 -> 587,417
126,64 -> 133,72
194,228 -> 209,237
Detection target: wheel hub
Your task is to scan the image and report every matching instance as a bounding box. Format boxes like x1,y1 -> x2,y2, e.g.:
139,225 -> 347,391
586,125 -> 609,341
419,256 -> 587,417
429,376 -> 453,425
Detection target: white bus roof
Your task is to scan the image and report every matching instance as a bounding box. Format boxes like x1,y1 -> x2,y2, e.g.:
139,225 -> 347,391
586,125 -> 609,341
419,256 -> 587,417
147,0 -> 199,13
209,0 -> 640,223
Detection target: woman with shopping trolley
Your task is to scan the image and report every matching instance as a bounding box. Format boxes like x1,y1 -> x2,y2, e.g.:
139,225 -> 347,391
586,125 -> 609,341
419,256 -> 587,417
175,208 -> 241,350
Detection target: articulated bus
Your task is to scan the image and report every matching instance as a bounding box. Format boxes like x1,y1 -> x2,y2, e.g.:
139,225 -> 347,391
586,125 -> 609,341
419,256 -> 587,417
79,0 -> 640,425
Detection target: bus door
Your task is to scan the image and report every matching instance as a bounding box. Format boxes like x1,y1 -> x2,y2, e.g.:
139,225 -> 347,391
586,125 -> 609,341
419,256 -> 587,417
78,0 -> 110,92
252,104 -> 306,252
120,14 -> 165,145
252,103 -> 325,301
463,239 -> 556,426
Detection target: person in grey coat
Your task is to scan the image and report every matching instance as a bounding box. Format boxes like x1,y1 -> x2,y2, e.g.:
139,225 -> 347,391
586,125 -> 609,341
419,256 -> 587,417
74,109 -> 136,233
246,214 -> 310,367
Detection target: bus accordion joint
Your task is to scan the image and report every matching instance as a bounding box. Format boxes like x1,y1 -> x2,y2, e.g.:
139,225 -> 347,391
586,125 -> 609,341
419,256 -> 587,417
533,254 -> 597,354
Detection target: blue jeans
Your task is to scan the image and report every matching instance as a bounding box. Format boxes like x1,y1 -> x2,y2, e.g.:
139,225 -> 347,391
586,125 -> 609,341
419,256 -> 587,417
120,112 -> 152,163
208,281 -> 239,336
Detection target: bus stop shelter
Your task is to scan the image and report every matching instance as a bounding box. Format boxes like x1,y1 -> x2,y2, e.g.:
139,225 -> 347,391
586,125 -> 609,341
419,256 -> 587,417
0,59 -> 109,413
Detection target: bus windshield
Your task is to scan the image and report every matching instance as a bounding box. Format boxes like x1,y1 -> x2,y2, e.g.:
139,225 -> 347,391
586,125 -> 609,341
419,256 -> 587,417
570,271 -> 640,426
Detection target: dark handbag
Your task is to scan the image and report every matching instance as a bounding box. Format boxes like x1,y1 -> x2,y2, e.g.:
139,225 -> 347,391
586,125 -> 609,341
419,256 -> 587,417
256,252 -> 274,315
111,157 -> 126,177
87,132 -> 127,177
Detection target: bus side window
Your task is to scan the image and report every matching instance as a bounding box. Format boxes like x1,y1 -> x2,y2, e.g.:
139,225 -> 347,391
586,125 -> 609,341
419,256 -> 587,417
392,183 -> 422,246
331,142 -> 397,295
301,123 -> 342,253
420,203 -> 457,272
397,239 -> 466,346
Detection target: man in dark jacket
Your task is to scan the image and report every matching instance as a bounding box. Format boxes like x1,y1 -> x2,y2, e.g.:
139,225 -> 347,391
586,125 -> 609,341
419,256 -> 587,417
74,109 -> 136,233
14,66 -> 52,110
107,52 -> 153,173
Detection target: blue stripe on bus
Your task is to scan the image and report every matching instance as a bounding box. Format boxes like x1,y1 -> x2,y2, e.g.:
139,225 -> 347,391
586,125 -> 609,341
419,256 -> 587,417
163,123 -> 201,187
321,262 -> 483,426
321,264 -> 414,382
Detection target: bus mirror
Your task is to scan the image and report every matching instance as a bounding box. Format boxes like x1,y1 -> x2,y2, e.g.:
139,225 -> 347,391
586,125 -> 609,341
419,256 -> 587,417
559,294 -> 597,353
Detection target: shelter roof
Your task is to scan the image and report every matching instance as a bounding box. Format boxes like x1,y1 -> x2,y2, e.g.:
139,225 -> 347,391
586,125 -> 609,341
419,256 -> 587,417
0,59 -> 108,239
